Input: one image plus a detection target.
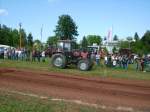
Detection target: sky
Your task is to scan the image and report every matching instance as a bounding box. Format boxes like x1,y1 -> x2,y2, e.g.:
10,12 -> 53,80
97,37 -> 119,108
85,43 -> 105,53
0,0 -> 150,42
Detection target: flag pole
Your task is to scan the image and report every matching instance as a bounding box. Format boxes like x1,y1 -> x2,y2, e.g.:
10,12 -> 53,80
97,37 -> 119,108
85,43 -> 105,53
40,24 -> 43,51
112,25 -> 114,42
41,24 -> 43,43
19,23 -> 22,49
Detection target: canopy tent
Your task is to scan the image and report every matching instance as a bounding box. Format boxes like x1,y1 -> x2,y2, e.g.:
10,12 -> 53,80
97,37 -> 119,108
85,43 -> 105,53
0,44 -> 15,49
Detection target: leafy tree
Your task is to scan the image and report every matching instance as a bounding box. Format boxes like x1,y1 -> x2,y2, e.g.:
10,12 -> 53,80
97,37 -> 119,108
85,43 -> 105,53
11,29 -> 19,47
112,46 -> 117,53
130,32 -> 142,54
34,39 -> 41,44
103,47 -> 108,54
119,40 -> 129,49
20,29 -> 27,48
47,36 -> 58,46
33,40 -> 42,51
54,14 -> 78,40
113,35 -> 119,41
27,33 -> 33,50
141,30 -> 150,53
0,25 -> 10,45
134,32 -> 140,41
131,41 -> 144,55
126,36 -> 133,41
81,36 -> 88,49
86,35 -> 102,46
0,24 -> 29,48
72,41 -> 80,49
0,24 -> 28,48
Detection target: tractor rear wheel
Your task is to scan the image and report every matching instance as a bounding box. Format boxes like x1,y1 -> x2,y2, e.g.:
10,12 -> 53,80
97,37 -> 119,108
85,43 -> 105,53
51,53 -> 66,68
88,60 -> 94,70
77,59 -> 92,71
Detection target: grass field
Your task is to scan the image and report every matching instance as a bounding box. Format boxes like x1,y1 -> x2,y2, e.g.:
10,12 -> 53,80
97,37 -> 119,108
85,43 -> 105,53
0,91 -> 110,112
0,59 -> 150,80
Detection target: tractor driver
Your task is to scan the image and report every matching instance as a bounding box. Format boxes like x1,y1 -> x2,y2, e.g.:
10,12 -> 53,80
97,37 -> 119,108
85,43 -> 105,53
81,49 -> 89,59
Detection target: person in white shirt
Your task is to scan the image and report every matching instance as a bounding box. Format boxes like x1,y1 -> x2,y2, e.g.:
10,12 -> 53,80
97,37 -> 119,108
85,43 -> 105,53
113,58 -> 117,67
4,49 -> 8,59
104,55 -> 108,65
41,51 -> 45,62
18,50 -> 22,60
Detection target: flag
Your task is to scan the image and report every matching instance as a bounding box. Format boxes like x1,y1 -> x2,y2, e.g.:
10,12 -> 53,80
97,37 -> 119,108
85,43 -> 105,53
107,27 -> 112,42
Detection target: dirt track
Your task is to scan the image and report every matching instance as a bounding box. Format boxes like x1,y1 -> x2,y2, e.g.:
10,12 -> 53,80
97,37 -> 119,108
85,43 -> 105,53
0,68 -> 150,111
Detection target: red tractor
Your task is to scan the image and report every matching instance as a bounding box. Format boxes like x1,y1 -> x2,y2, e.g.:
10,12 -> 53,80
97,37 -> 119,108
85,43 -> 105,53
50,40 -> 93,71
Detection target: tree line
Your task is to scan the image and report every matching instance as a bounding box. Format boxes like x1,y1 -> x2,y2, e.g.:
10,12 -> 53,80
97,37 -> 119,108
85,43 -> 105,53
119,31 -> 150,55
0,14 -> 150,55
0,24 -> 33,51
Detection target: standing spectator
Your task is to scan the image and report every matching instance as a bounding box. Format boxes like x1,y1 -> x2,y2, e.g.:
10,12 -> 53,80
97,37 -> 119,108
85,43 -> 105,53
4,49 -> 8,59
15,49 -> 19,60
18,49 -> 22,60
141,58 -> 144,71
122,55 -> 128,70
12,49 -> 15,60
90,52 -> 96,63
41,51 -> 45,62
135,58 -> 140,71
32,50 -> 36,62
118,55 -> 122,68
26,49 -> 30,61
8,49 -> 12,60
122,56 -> 126,69
95,51 -> 100,65
107,54 -> 112,67
21,48 -> 25,61
24,49 -> 28,61
37,51 -> 41,62
104,55 -> 108,65
111,54 -> 115,67
112,56 -> 117,68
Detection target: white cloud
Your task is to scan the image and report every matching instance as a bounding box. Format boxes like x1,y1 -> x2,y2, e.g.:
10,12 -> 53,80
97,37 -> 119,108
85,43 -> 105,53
48,0 -> 58,3
0,9 -> 8,16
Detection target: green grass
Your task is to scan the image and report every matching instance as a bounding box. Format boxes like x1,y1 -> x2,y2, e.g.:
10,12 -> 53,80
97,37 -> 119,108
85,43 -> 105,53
0,91 -> 114,112
0,59 -> 150,80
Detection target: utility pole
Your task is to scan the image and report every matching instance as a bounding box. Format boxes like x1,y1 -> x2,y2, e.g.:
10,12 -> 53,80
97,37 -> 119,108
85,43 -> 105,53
40,25 -> 43,51
41,24 -> 43,43
19,23 -> 22,49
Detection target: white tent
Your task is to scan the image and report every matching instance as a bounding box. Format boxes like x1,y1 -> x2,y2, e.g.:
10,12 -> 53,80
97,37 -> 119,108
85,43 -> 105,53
0,44 -> 15,49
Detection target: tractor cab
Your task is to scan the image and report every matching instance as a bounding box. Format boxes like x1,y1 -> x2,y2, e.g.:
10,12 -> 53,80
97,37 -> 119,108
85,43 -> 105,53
57,40 -> 72,52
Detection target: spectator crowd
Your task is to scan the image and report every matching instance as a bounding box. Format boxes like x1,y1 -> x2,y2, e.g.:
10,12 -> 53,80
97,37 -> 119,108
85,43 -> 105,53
1,48 -> 46,62
80,49 -> 150,72
0,47 -> 150,72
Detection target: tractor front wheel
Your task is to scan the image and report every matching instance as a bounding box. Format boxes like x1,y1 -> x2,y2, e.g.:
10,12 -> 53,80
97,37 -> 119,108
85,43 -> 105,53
51,53 -> 66,68
77,59 -> 91,71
